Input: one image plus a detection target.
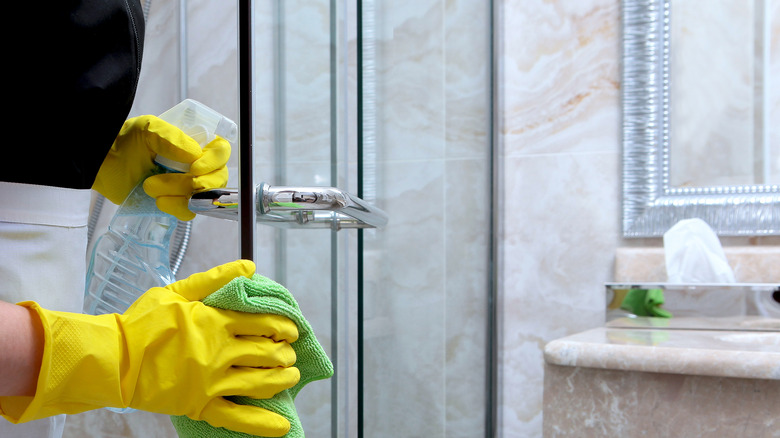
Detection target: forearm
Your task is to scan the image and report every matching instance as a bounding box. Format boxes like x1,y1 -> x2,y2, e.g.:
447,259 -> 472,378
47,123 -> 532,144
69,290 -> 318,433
0,300 -> 44,396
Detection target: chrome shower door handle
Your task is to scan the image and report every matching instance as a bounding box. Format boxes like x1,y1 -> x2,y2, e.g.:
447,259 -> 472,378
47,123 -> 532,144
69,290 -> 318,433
189,183 -> 388,230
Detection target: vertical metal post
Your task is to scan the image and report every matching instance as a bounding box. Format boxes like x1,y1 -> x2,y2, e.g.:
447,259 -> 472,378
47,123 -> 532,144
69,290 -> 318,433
272,0 -> 287,283
488,1 -> 499,435
356,2 -> 364,436
238,0 -> 256,261
329,2 -> 340,437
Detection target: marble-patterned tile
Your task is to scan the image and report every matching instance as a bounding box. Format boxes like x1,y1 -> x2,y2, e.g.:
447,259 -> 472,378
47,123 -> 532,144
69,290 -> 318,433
502,0 -> 620,157
275,0 -> 338,164
500,151 -> 621,436
543,364 -> 780,438
444,157 -> 491,436
362,158 -> 448,436
444,1 -> 492,160
184,0 -> 239,120
615,246 -> 780,283
129,0 -> 180,117
374,0 -> 447,161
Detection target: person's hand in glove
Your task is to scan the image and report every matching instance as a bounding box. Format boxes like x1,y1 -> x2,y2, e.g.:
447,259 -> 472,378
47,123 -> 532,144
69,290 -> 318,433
92,115 -> 231,221
0,260 -> 301,437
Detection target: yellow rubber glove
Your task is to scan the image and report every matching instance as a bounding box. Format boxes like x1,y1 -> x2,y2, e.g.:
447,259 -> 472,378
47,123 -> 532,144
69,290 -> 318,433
92,115 -> 231,221
0,260 -> 300,437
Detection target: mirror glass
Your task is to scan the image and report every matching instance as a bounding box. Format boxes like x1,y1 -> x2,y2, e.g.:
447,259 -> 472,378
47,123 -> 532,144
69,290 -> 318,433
669,0 -> 780,188
621,0 -> 780,237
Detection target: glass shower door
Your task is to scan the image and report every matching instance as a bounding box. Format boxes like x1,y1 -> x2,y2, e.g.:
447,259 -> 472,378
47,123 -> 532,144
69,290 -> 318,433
252,1 -> 357,436
255,0 -> 494,436
69,0 -> 492,436
357,1 -> 495,436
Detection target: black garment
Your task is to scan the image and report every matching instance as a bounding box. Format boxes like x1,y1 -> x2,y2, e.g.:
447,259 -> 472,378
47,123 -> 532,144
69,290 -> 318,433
4,0 -> 145,189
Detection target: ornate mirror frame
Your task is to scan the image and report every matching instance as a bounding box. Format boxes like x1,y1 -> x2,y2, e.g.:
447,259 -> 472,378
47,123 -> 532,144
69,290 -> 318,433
621,0 -> 780,237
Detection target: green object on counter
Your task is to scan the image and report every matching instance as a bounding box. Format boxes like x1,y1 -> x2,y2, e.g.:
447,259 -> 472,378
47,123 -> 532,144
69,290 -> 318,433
620,288 -> 672,318
170,274 -> 334,438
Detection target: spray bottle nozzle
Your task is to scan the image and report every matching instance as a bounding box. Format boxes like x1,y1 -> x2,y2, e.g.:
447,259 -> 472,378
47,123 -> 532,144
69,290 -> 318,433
153,99 -> 238,172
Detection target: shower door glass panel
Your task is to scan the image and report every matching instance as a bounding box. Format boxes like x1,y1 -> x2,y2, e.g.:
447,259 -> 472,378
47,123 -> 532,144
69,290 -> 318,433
259,0 -> 493,436
359,0 -> 493,436
130,0 -> 492,435
254,1 -> 355,437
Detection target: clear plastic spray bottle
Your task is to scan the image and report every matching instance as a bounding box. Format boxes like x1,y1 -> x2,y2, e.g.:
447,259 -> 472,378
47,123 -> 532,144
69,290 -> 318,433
83,99 -> 238,316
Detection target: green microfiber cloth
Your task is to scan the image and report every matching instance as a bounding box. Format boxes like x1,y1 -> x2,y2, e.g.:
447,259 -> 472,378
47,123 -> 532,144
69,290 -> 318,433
170,274 -> 334,438
620,288 -> 672,318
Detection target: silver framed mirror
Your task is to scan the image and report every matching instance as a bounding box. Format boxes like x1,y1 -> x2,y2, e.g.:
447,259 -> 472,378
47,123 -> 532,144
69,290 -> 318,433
621,0 -> 780,237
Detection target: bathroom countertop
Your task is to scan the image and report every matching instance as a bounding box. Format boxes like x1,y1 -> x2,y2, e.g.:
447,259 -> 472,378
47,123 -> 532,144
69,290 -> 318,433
544,318 -> 780,380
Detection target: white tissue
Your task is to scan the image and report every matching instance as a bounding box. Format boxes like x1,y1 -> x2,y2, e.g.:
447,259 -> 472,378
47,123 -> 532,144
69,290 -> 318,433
663,218 -> 736,283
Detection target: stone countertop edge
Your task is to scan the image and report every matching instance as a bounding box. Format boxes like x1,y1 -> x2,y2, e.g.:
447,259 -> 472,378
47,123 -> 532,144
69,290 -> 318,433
543,327 -> 780,380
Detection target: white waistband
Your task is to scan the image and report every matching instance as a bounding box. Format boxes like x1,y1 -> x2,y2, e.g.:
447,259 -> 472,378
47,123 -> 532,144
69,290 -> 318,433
0,181 -> 92,227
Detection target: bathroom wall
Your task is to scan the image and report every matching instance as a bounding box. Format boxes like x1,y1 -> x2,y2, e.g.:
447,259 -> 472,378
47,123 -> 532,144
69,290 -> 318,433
498,1 -> 623,435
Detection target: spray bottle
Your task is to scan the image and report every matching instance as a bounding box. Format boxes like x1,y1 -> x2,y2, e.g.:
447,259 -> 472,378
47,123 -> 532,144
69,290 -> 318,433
84,99 -> 238,316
